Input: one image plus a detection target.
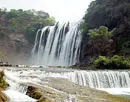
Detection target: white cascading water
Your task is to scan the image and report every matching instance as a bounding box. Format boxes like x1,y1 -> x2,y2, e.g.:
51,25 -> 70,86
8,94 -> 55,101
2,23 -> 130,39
3,68 -> 130,101
31,21 -> 82,66
5,69 -> 130,88
38,70 -> 130,88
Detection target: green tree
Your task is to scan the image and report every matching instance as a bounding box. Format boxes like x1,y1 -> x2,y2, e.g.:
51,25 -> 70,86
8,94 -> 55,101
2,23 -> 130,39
82,0 -> 130,55
94,55 -> 130,69
0,8 -> 55,44
88,26 -> 115,40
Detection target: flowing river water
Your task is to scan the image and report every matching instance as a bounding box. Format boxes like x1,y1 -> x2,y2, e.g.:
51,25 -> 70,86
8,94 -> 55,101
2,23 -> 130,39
2,67 -> 130,102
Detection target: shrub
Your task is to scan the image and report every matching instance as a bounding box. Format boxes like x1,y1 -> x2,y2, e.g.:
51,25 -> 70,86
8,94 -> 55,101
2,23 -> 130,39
94,56 -> 110,69
88,26 -> 115,40
0,71 -> 8,89
94,55 -> 130,69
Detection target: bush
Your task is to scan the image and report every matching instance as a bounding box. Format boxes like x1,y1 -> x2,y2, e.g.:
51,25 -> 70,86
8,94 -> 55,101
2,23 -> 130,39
0,71 -> 8,89
94,56 -> 110,69
88,26 -> 115,40
94,55 -> 130,69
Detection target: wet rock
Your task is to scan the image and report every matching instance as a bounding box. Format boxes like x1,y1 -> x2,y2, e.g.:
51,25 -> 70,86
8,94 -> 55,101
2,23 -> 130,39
0,91 -> 8,102
26,86 -> 54,102
26,86 -> 42,99
26,77 -> 130,102
37,96 -> 53,102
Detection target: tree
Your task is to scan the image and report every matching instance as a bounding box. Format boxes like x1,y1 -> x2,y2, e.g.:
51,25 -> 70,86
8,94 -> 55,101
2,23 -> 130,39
83,0 -> 130,54
88,26 -> 115,40
87,26 -> 115,56
0,8 -> 55,44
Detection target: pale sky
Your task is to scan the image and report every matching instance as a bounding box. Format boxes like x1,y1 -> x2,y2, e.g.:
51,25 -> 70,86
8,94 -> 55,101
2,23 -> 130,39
0,0 -> 92,22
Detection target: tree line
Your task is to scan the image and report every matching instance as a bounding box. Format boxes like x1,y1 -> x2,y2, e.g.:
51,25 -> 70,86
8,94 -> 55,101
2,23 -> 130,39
0,8 -> 55,43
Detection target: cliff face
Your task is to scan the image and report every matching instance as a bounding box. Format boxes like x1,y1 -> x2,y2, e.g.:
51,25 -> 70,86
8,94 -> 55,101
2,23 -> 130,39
0,9 -> 55,65
0,32 -> 32,64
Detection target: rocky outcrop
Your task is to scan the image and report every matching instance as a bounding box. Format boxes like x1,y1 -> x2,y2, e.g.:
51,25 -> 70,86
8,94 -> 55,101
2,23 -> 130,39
0,32 -> 32,65
26,77 -> 130,102
80,38 -> 117,66
26,86 -> 53,102
26,86 -> 42,99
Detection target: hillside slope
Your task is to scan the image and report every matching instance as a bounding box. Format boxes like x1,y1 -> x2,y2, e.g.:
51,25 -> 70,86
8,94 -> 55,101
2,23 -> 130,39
0,8 -> 55,64
80,0 -> 130,66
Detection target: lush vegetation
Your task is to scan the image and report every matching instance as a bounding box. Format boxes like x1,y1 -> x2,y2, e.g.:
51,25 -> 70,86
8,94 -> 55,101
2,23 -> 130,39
0,71 -> 8,89
0,71 -> 8,102
94,55 -> 130,69
80,0 -> 130,69
83,0 -> 130,53
0,8 -> 55,43
88,26 -> 115,40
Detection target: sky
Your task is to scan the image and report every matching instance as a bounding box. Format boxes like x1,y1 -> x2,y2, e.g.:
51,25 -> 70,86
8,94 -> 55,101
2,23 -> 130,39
0,0 -> 92,22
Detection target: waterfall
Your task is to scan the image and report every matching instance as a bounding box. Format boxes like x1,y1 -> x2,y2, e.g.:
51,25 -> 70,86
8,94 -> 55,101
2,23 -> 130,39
38,70 -> 130,88
6,68 -> 130,88
31,21 -> 82,66
68,70 -> 130,88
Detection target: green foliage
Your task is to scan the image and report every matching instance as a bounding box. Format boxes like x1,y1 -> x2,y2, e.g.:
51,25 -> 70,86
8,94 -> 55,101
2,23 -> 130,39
45,17 -> 56,25
26,27 -> 37,43
0,71 -> 8,89
83,0 -> 130,32
0,8 -> 55,44
122,41 -> 130,52
82,0 -> 130,54
94,55 -> 130,69
88,26 -> 115,40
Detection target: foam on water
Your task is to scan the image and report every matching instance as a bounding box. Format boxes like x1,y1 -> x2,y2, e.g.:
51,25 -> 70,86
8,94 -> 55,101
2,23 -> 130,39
3,69 -> 130,101
3,90 -> 36,102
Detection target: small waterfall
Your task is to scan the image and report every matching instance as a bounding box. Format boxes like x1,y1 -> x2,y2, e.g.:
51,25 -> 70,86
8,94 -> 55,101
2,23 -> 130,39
5,71 -> 28,93
3,68 -> 130,101
68,71 -> 130,88
5,69 -> 130,88
4,70 -> 36,102
38,70 -> 130,88
31,21 -> 82,66
6,78 -> 28,94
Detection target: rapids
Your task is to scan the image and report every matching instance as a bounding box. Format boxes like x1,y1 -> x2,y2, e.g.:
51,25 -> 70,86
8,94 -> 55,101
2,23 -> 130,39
2,67 -> 130,102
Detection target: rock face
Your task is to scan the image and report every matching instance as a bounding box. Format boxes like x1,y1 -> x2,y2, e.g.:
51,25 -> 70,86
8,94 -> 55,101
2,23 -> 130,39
0,32 -> 32,65
26,77 -> 130,102
79,38 -> 117,66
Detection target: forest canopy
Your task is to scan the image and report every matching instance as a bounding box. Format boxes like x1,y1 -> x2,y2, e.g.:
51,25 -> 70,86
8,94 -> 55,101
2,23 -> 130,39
0,8 -> 55,43
82,0 -> 130,55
